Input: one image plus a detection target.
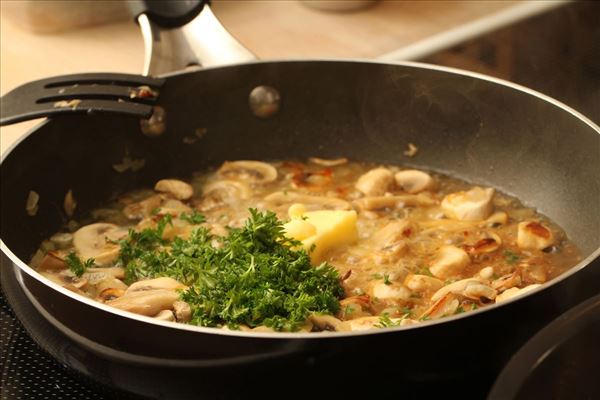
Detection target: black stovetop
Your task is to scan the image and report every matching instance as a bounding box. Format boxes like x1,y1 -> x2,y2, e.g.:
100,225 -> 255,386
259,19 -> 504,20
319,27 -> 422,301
0,290 -> 134,400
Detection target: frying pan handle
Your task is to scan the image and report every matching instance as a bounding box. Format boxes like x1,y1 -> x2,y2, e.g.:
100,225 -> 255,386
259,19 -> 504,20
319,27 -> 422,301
129,1 -> 256,76
128,0 -> 207,29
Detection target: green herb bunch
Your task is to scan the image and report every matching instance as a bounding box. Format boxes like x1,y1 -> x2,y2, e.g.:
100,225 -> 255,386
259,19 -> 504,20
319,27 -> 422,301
116,209 -> 343,331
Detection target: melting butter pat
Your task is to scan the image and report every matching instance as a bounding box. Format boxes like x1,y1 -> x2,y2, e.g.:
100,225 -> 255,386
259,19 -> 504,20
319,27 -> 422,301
283,204 -> 358,264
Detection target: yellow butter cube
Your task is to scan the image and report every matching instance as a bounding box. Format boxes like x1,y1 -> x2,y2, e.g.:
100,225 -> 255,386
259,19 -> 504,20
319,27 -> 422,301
284,206 -> 358,264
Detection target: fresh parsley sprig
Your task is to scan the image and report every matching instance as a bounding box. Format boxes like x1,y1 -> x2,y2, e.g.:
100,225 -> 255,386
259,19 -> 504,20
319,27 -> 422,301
117,209 -> 344,332
65,252 -> 95,277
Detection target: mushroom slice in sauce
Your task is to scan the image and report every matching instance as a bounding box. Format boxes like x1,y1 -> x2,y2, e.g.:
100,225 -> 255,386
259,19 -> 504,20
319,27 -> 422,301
355,168 -> 394,197
404,274 -> 444,292
173,301 -> 192,322
308,157 -> 348,167
441,187 -> 495,221
217,161 -> 277,184
463,232 -> 502,255
154,179 -> 194,200
123,195 -> 163,220
309,314 -> 342,331
38,252 -> 68,271
158,199 -> 192,216
98,288 -> 126,302
126,277 -> 187,294
394,169 -> 435,194
495,284 -> 541,303
197,180 -> 250,211
517,220 -> 554,250
49,232 -> 73,249
420,293 -> 460,320
429,245 -> 471,279
106,289 -> 180,316
154,310 -> 176,322
72,223 -> 128,266
492,272 -> 522,292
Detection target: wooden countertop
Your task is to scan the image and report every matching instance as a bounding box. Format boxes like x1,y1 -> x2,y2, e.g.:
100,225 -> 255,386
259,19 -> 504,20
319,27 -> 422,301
0,0 -> 566,154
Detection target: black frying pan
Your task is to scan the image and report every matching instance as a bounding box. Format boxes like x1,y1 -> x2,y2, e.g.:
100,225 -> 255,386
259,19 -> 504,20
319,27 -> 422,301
1,2 -> 599,398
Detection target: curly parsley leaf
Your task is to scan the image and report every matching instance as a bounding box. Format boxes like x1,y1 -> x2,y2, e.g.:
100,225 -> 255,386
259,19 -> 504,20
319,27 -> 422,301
180,210 -> 206,225
65,252 -> 94,277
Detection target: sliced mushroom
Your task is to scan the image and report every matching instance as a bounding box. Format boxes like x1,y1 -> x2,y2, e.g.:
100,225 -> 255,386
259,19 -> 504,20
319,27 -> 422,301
463,233 -> 502,254
462,282 -> 497,301
522,264 -> 547,284
95,276 -> 128,294
86,267 -> 126,279
264,191 -> 350,210
83,269 -> 128,298
404,274 -> 444,292
517,220 -> 554,250
353,194 -> 435,211
197,180 -> 250,211
63,189 -> 77,217
370,220 -> 413,263
159,199 -> 192,216
217,161 -> 277,184
441,187 -> 495,221
355,168 -> 394,197
371,220 -> 413,249
41,270 -> 88,290
373,242 -> 407,265
492,272 -> 522,292
429,245 -> 471,279
431,278 -> 482,301
106,289 -> 180,316
38,252 -> 68,270
484,211 -> 508,227
126,277 -> 187,294
98,288 -> 126,302
495,284 -> 541,303
420,293 -> 460,320
394,170 -> 435,193
308,157 -> 348,167
309,314 -> 342,331
173,300 -> 192,322
154,179 -> 193,200
123,194 -> 163,220
368,282 -> 412,302
49,232 -> 73,249
72,223 -> 128,267
154,310 -> 176,322
26,190 -> 40,216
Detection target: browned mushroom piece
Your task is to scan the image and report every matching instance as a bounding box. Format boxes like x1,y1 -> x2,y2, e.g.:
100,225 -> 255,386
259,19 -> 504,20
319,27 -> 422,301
217,161 -> 277,184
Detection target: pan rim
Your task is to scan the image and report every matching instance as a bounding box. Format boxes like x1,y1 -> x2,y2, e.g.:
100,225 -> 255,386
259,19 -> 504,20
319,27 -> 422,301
1,59 -> 599,340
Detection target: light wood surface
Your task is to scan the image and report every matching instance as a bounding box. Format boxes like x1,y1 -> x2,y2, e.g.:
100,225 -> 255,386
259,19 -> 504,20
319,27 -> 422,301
0,0 -> 539,154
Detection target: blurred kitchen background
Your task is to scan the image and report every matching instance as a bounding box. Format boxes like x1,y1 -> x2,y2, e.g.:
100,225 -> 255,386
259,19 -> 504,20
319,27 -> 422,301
1,0 -> 598,130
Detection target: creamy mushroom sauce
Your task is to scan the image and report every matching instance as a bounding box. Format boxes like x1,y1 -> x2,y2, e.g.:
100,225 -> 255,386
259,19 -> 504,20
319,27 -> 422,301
31,159 -> 581,332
